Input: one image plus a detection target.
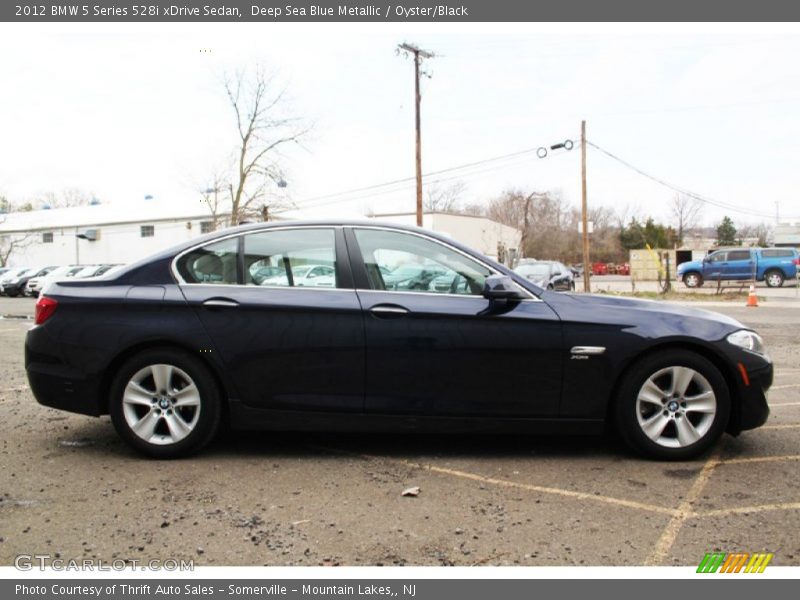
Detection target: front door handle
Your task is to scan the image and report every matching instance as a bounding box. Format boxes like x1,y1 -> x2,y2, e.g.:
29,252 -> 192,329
202,298 -> 239,309
369,304 -> 409,318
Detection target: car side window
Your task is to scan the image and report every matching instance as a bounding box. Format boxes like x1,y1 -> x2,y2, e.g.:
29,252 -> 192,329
727,250 -> 751,261
243,228 -> 337,288
709,252 -> 727,263
176,237 -> 239,284
353,228 -> 491,295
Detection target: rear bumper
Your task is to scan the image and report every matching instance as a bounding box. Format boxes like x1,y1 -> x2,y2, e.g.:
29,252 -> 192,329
25,327 -> 105,417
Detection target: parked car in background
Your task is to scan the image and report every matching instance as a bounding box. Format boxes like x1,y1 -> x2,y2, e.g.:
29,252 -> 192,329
260,264 -> 336,288
382,262 -> 448,291
678,247 -> 800,288
514,260 -> 575,291
27,221 -> 772,461
25,265 -> 84,297
1,266 -> 56,297
591,262 -> 609,276
70,264 -> 120,279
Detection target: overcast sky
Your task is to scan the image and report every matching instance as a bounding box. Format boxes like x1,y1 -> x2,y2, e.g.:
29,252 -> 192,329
1,23 -> 799,227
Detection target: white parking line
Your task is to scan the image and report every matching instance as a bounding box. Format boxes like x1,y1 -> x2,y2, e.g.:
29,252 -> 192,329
698,502 -> 800,518
392,457 -> 680,517
720,455 -> 800,465
645,449 -> 722,566
762,423 -> 800,430
311,444 -> 680,517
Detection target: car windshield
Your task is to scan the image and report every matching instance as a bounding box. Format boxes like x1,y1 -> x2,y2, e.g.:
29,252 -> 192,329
516,264 -> 551,277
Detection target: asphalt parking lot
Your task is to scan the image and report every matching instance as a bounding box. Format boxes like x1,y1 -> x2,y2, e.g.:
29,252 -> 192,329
0,295 -> 798,567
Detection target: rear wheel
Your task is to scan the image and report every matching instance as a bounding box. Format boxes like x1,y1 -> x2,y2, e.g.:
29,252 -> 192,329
109,348 -> 222,458
614,350 -> 730,460
683,272 -> 703,288
764,269 -> 784,288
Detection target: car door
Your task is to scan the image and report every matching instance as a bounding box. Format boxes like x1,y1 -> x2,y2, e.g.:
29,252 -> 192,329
703,251 -> 727,281
176,227 -> 365,412
724,249 -> 755,280
346,227 -> 562,418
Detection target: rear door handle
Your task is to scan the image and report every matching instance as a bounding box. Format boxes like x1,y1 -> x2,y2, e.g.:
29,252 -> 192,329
369,304 -> 409,318
202,298 -> 239,309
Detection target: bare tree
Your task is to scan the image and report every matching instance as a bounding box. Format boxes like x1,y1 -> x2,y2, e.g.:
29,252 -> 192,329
0,232 -> 36,267
199,170 -> 230,232
670,194 -> 703,245
424,181 -> 466,212
37,188 -> 94,209
0,201 -> 36,266
738,222 -> 772,247
221,66 -> 309,225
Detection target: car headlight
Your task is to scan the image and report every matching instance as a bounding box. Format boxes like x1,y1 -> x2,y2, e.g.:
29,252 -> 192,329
727,330 -> 766,355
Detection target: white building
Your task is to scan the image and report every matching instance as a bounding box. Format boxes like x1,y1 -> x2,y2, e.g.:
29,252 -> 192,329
0,200 -> 219,267
365,211 -> 521,263
0,202 -> 521,268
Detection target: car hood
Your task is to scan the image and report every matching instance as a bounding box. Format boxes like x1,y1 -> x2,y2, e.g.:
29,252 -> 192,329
677,259 -> 702,273
544,292 -> 746,338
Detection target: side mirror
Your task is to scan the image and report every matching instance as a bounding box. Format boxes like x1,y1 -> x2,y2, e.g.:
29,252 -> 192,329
482,274 -> 525,300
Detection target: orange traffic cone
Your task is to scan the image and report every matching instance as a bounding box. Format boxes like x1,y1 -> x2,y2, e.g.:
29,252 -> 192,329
746,284 -> 758,308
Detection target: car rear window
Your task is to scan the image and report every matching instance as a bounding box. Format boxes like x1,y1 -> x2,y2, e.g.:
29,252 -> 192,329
761,249 -> 795,258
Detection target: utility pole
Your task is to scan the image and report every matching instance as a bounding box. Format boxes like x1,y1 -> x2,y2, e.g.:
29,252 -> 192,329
398,42 -> 434,227
580,120 -> 591,293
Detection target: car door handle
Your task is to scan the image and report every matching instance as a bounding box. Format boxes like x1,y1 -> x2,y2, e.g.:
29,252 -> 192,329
202,298 -> 239,309
369,304 -> 409,318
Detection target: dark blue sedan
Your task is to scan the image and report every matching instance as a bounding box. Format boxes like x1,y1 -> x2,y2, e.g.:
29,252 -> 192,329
25,221 -> 771,459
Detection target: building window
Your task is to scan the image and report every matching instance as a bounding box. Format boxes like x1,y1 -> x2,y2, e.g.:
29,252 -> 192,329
42,232 -> 54,244
200,221 -> 214,234
140,225 -> 155,238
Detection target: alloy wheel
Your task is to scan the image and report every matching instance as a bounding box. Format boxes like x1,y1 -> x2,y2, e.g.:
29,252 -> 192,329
122,363 -> 201,446
635,366 -> 716,449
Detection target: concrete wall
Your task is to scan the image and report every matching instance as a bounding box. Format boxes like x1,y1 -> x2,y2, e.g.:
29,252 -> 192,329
629,248 -> 677,282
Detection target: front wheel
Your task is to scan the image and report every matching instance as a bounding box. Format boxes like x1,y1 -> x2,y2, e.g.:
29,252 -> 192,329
683,272 -> 703,288
109,348 -> 222,458
764,269 -> 784,288
614,351 -> 730,460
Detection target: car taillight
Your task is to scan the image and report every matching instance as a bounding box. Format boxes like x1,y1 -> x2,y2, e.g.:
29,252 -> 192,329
34,296 -> 58,325
793,258 -> 800,266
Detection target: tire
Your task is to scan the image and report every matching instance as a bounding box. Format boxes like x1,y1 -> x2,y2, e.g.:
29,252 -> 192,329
764,269 -> 784,288
109,347 -> 222,458
614,350 -> 730,460
682,272 -> 703,288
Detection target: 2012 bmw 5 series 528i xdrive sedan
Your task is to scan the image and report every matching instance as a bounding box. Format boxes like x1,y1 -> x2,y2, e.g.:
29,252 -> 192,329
25,222 -> 771,460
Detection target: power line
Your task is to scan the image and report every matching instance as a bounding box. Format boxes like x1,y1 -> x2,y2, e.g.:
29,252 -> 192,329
586,140 -> 798,221
289,145 -> 552,209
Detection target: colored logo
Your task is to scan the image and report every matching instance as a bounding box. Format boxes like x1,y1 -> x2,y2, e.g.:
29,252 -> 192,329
697,552 -> 773,573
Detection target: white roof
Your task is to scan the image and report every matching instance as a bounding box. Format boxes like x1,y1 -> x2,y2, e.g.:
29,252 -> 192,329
0,198 -> 217,233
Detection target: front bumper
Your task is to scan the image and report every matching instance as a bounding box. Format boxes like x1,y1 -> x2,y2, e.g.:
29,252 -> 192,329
1,282 -> 25,295
728,358 -> 772,434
